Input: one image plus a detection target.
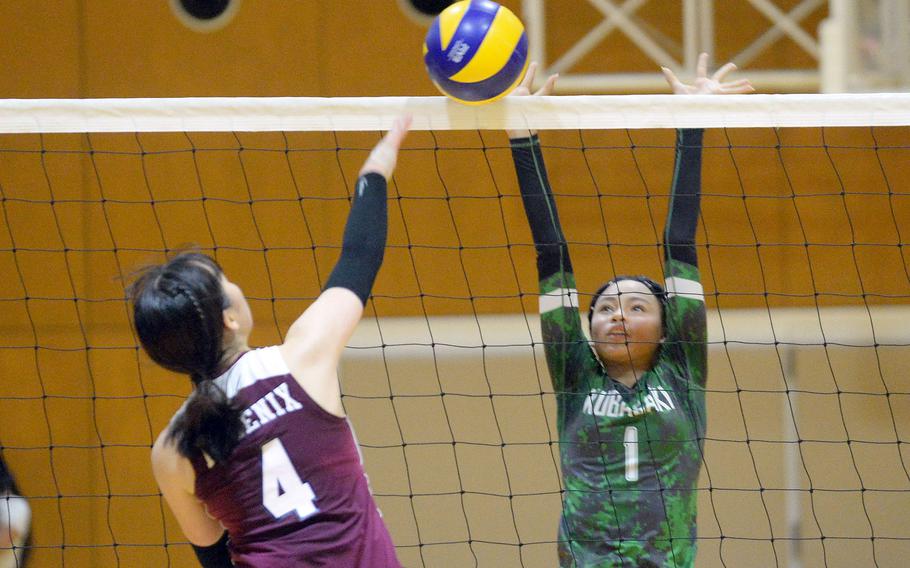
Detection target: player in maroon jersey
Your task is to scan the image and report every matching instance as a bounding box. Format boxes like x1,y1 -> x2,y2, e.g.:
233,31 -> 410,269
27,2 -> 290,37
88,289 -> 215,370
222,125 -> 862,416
130,118 -> 411,568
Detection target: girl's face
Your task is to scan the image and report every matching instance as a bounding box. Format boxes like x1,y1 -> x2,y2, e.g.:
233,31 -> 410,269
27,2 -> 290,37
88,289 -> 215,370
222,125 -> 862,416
589,279 -> 664,370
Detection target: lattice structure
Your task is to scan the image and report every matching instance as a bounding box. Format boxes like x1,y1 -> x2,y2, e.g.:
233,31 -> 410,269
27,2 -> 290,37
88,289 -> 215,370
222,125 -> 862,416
521,0 -> 910,93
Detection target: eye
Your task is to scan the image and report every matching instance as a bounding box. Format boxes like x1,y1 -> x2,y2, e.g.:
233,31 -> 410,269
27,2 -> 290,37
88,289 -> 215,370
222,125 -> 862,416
632,304 -> 645,312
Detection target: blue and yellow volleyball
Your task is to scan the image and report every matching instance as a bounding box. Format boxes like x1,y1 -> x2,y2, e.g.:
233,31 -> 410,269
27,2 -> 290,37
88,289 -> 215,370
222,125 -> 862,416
423,0 -> 529,105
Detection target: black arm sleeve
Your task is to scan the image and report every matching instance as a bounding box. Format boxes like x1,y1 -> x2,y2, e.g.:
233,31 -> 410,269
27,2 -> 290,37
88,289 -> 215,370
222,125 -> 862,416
192,531 -> 233,568
664,128 -> 704,267
325,172 -> 388,305
510,135 -> 573,279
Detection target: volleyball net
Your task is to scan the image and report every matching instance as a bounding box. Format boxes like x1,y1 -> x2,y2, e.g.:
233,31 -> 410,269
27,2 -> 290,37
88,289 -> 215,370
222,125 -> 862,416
1,94 -> 909,567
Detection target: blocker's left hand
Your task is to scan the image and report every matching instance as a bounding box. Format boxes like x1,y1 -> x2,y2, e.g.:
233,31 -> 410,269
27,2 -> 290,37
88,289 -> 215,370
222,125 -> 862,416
506,62 -> 558,139
662,52 -> 754,95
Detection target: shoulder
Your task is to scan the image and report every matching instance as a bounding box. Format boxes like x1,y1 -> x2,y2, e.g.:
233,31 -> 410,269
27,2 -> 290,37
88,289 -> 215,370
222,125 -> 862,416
654,347 -> 704,390
151,426 -> 197,494
151,426 -> 179,475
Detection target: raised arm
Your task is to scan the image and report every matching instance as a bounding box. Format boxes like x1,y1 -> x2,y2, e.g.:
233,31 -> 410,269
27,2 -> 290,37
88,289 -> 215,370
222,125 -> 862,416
662,126 -> 708,379
662,53 -> 752,271
661,54 -> 753,386
664,128 -> 704,270
508,65 -> 588,394
662,53 -> 752,270
280,117 -> 411,413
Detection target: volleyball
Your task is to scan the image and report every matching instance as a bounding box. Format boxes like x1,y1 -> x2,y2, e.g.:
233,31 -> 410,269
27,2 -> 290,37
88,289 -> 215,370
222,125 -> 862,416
423,0 -> 529,105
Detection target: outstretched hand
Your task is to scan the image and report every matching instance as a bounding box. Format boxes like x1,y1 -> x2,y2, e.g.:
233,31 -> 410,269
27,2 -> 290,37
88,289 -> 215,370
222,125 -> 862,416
506,62 -> 558,139
360,115 -> 413,179
661,52 -> 754,95
510,61 -> 558,98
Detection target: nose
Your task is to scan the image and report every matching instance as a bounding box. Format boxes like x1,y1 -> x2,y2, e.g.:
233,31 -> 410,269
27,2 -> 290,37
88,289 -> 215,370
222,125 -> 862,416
610,307 -> 624,321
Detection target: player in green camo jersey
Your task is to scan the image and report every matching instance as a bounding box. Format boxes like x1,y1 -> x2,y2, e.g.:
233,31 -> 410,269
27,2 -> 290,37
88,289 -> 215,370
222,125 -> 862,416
507,55 -> 753,567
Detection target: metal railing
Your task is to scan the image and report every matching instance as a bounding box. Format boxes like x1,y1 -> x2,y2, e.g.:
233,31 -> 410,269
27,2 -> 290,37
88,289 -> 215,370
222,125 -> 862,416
522,0 -> 910,93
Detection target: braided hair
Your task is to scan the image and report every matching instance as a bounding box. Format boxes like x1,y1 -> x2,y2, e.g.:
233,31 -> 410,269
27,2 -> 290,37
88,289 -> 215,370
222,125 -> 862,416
130,252 -> 244,464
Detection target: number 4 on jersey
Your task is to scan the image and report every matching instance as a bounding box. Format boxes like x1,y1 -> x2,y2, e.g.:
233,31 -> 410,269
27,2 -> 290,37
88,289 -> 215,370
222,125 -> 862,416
262,438 -> 319,520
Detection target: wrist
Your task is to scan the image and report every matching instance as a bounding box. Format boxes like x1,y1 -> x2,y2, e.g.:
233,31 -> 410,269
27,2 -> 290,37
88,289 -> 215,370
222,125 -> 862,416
358,143 -> 398,179
509,133 -> 539,148
507,129 -> 537,140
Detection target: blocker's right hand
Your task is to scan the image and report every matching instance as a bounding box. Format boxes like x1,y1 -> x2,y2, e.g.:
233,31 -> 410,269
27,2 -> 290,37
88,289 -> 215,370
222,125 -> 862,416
360,115 -> 412,180
506,62 -> 558,140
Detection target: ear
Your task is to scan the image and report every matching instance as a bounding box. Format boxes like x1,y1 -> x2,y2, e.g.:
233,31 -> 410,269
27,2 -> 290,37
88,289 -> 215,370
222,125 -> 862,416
222,307 -> 240,332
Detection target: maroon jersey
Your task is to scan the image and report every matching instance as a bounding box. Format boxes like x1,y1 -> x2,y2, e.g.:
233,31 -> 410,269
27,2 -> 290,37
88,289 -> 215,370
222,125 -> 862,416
189,346 -> 400,568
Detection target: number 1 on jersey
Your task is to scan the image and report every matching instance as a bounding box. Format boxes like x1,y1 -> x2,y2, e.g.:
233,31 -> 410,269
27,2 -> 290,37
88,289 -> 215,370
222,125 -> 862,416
624,426 -> 639,482
262,438 -> 319,520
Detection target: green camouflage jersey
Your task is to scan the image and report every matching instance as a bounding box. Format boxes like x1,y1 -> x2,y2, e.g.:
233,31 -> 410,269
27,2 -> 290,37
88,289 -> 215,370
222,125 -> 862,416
512,130 -> 707,568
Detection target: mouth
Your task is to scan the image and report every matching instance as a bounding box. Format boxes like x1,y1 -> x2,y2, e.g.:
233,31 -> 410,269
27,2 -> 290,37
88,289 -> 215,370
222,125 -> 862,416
603,330 -> 629,342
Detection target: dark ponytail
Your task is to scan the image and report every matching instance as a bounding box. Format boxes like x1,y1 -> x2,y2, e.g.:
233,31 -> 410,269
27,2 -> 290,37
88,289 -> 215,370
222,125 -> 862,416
129,252 -> 244,464
170,379 -> 245,464
0,455 -> 17,495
